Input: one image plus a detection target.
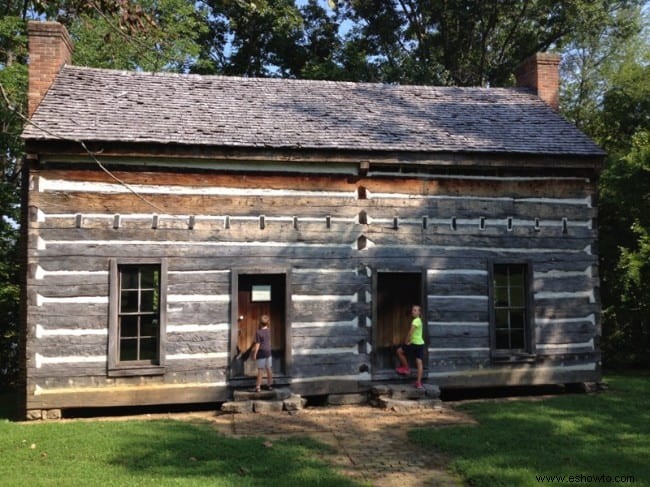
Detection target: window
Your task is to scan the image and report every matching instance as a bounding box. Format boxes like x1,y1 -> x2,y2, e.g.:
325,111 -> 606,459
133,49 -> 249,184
109,260 -> 167,376
490,263 -> 534,360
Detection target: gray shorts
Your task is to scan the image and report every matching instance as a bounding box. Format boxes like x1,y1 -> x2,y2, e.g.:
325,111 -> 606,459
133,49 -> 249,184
256,356 -> 272,369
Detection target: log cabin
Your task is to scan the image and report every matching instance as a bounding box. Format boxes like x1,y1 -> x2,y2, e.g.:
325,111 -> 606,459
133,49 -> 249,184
20,21 -> 605,419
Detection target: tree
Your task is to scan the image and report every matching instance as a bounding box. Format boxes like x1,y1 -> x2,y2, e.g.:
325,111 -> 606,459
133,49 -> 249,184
599,131 -> 650,367
561,2 -> 649,368
0,7 -> 28,389
194,0 -> 363,80
198,0 -> 305,77
337,0 -> 639,87
294,0 -> 347,80
25,0 -> 207,72
561,2 -> 645,146
70,0 -> 207,72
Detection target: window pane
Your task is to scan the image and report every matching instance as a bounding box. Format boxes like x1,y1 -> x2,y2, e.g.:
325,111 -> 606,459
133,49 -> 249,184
510,329 -> 525,349
495,309 -> 509,328
140,316 -> 159,337
494,286 -> 508,307
140,290 -> 156,312
494,268 -> 508,287
495,329 -> 510,349
511,286 -> 525,307
141,268 -> 159,289
121,290 -> 140,312
510,267 -> 525,287
120,338 -> 138,361
139,338 -> 158,360
510,310 -> 525,329
120,315 -> 138,337
121,271 -> 139,290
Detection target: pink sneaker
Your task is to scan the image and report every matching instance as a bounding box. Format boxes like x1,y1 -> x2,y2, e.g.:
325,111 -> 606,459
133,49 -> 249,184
396,366 -> 410,375
414,381 -> 424,390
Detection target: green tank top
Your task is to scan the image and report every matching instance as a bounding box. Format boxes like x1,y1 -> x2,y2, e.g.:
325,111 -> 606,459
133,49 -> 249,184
411,317 -> 424,345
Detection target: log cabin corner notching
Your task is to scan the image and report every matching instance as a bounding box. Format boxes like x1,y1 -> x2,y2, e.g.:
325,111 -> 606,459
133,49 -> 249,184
20,21 -> 605,417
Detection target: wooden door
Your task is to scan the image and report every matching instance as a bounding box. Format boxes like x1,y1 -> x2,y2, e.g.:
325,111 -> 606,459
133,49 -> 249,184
235,274 -> 286,377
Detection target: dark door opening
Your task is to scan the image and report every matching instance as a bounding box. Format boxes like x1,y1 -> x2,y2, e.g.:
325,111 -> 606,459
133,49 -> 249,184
374,272 -> 424,370
234,273 -> 286,377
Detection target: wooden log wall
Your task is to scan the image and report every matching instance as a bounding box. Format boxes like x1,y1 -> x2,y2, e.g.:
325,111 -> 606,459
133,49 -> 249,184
25,163 -> 601,409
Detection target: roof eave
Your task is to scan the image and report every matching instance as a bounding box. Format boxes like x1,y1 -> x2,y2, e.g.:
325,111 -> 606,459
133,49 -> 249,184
24,139 -> 606,172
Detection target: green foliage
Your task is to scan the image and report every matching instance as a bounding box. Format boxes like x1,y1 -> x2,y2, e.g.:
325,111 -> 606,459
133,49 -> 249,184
0,179 -> 20,388
560,2 -> 649,368
198,0 -> 307,77
620,221 -> 650,300
560,3 -> 644,137
69,0 -> 207,72
338,0 -> 635,86
0,15 -> 27,178
294,0 -> 347,80
599,132 -> 650,368
410,373 -> 650,487
0,417 -> 360,486
0,13 -> 26,389
196,0 -> 631,84
599,63 -> 650,156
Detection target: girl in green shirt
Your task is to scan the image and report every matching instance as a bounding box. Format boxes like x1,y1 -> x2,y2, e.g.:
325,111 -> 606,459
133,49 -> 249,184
396,305 -> 425,389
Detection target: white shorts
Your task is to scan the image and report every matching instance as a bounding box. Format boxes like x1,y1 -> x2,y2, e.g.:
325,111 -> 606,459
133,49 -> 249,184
256,356 -> 272,369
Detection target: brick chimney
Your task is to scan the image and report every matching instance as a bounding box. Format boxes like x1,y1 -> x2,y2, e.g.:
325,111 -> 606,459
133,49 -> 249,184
27,21 -> 73,118
515,53 -> 561,111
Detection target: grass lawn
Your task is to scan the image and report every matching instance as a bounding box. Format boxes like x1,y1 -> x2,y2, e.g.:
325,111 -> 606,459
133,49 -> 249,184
1,373 -> 647,486
410,372 -> 650,486
0,401 -> 362,487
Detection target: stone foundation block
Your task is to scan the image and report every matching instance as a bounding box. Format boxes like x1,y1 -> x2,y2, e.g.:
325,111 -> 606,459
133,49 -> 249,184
253,400 -> 284,413
45,409 -> 61,420
327,393 -> 368,405
378,397 -> 443,413
26,410 -> 42,421
424,384 -> 441,398
388,385 -> 426,400
221,401 -> 253,413
283,394 -> 307,411
234,390 -> 274,401
234,387 -> 292,402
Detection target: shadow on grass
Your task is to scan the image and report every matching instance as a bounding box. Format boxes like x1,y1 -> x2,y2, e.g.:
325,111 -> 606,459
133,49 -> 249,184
0,416 -> 363,486
107,420 -> 360,486
409,373 -> 650,487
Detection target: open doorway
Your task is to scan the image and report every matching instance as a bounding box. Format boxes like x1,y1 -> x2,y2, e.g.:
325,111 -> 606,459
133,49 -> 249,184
232,273 -> 287,378
374,272 -> 425,370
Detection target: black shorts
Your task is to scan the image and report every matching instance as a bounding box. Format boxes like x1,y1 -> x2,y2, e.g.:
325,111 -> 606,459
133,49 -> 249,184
401,343 -> 425,361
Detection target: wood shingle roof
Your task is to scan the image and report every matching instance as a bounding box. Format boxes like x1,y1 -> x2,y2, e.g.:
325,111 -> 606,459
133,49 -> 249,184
23,65 -> 604,157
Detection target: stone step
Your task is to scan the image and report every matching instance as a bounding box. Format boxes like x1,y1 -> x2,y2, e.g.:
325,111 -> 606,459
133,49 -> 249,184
222,391 -> 306,413
233,387 -> 292,402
